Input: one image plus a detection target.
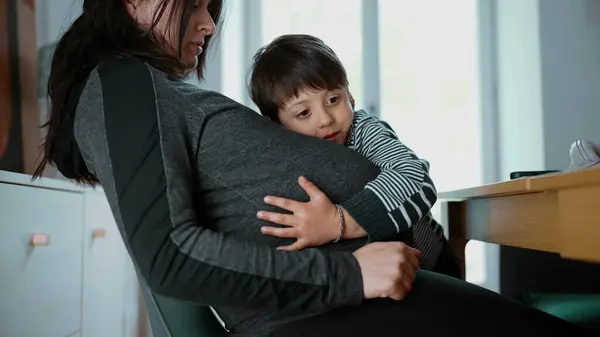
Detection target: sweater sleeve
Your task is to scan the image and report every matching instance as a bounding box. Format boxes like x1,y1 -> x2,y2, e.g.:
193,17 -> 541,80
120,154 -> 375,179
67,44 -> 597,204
73,59 -> 364,313
341,110 -> 438,242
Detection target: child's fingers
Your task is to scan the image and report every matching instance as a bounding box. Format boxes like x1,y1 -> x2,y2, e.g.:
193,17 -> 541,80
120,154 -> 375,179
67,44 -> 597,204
298,176 -> 326,199
257,210 -> 294,226
264,195 -> 302,212
260,226 -> 298,238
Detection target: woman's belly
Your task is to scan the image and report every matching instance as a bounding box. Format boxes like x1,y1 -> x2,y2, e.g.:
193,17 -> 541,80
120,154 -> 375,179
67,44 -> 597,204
195,107 -> 379,332
196,108 -> 381,249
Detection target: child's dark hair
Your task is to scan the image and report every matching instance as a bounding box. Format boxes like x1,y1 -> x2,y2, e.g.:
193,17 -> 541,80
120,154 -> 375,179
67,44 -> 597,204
249,34 -> 349,122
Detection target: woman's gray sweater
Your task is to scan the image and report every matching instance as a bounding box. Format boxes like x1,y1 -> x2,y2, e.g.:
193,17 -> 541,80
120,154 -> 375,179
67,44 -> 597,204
73,58 -> 395,336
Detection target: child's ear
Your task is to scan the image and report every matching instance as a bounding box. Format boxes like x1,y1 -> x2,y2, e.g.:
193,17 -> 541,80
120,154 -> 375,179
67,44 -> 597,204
348,91 -> 356,109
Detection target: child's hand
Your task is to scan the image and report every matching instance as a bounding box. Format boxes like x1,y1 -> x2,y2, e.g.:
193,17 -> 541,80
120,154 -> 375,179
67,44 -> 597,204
257,176 -> 341,251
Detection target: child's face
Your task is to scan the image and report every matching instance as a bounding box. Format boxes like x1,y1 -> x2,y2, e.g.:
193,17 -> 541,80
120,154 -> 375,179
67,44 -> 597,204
278,87 -> 354,145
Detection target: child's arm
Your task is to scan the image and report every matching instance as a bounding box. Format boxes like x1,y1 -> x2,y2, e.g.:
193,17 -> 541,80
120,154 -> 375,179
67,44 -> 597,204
257,111 -> 436,249
340,110 -> 437,242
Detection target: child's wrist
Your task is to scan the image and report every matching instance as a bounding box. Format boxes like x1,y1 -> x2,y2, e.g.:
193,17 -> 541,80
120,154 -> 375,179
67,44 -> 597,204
340,208 -> 367,239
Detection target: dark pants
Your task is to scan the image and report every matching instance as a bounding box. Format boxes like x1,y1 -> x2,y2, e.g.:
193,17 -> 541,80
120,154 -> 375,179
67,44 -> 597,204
272,270 -> 594,337
272,239 -> 593,337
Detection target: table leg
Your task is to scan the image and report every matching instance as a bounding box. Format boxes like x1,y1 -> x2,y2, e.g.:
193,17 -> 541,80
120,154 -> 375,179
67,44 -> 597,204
442,201 -> 469,280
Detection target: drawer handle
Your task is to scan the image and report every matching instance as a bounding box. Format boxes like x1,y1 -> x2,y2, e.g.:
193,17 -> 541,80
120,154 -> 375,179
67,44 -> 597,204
30,233 -> 50,246
92,228 -> 107,238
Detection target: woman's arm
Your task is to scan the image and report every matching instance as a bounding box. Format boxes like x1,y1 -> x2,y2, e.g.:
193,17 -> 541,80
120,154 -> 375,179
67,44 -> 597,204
341,110 -> 438,241
73,59 -> 363,312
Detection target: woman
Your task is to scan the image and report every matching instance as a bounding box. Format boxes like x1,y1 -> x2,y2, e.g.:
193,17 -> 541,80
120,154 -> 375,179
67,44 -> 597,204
34,1 -> 593,337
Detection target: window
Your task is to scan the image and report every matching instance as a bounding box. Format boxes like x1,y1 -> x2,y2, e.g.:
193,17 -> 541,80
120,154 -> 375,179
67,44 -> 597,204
221,0 -> 493,288
219,0 -> 245,103
260,0 -> 365,108
378,0 -> 487,285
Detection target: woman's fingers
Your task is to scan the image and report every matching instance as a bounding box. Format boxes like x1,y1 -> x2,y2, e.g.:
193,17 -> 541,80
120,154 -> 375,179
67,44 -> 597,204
264,195 -> 302,213
354,242 -> 417,301
389,287 -> 406,301
407,248 -> 421,270
257,211 -> 294,226
400,261 -> 416,292
260,226 -> 297,238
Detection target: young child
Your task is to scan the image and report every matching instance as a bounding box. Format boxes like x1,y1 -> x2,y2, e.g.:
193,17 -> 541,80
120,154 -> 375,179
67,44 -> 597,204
249,34 -> 457,274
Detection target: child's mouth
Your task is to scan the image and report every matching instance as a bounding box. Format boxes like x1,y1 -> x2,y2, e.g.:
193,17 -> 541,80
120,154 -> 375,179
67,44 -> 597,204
323,131 -> 340,141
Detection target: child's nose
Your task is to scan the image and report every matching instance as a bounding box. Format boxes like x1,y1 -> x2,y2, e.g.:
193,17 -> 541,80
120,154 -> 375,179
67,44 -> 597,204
318,110 -> 334,128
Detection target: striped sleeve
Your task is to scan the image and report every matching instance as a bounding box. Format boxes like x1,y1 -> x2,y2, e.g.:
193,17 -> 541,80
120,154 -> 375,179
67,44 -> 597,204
340,110 -> 437,241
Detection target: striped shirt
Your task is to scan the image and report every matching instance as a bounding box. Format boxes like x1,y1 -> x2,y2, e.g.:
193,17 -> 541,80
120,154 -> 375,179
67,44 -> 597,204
342,109 -> 444,269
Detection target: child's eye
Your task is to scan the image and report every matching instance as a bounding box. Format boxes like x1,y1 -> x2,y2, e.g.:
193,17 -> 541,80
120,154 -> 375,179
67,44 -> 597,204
327,96 -> 340,105
296,109 -> 311,118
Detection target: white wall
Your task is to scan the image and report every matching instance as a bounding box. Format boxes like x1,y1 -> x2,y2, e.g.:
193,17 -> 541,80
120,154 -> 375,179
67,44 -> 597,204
539,0 -> 600,169
495,0 -> 600,175
495,0 -> 546,180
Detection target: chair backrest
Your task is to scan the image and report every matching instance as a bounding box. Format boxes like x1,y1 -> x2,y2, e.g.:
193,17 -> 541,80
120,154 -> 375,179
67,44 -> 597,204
140,283 -> 229,337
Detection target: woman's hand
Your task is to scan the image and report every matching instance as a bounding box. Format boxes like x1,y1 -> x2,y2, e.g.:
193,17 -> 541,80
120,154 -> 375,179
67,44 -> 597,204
353,242 -> 421,300
258,176 -> 341,250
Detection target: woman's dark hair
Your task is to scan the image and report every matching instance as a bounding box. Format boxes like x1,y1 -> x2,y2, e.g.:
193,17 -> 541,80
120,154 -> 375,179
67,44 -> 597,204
249,34 -> 349,123
33,0 -> 223,185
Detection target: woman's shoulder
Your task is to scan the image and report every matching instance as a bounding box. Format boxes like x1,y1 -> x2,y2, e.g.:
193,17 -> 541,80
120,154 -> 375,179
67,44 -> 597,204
86,57 -> 251,119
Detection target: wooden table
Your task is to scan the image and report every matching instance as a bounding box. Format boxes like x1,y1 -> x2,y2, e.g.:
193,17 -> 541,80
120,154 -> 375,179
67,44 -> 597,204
439,167 -> 600,278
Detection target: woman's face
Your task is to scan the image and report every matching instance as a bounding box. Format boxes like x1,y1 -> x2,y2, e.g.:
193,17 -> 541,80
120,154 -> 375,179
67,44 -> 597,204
126,0 -> 215,70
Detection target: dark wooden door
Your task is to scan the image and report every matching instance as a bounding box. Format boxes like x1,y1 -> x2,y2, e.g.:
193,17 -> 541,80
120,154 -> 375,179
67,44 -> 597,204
0,0 -> 39,174
0,0 -> 13,164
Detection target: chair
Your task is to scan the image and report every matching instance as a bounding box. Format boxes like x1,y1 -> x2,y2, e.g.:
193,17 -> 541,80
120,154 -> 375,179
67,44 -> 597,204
520,293 -> 600,333
140,282 -> 229,337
